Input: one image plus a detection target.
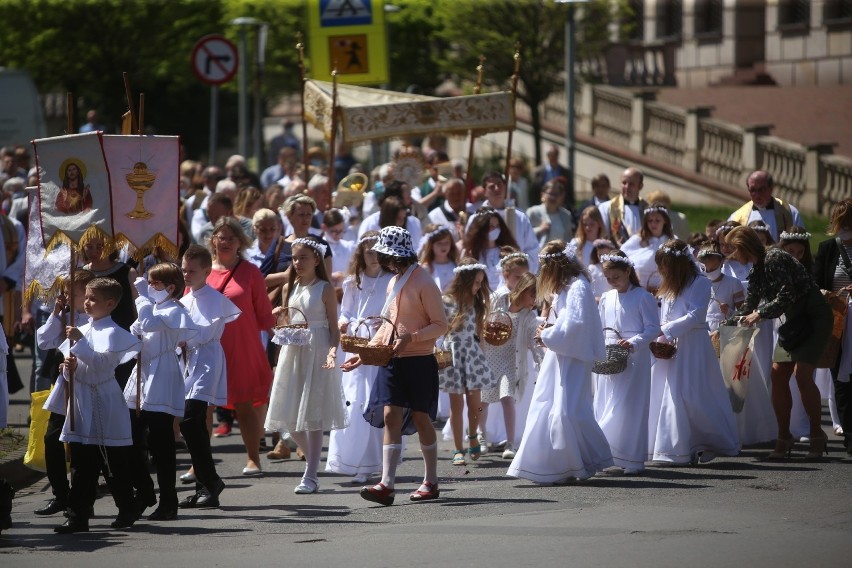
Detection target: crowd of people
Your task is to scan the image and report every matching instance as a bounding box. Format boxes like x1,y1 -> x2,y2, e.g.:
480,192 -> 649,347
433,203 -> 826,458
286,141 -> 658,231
1,135 -> 849,535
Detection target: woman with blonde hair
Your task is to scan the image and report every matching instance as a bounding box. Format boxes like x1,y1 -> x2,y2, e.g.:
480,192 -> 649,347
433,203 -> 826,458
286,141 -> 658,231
507,241 -> 613,484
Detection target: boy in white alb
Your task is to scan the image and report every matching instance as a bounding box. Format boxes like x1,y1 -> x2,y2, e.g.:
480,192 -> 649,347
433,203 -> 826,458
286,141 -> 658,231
178,245 -> 241,508
55,277 -> 141,533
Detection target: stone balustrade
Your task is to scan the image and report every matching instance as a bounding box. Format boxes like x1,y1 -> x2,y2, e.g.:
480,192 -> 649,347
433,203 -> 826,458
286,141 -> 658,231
537,84 -> 852,216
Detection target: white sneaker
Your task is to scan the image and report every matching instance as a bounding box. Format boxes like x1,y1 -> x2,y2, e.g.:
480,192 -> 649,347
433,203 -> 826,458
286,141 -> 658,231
501,444 -> 516,459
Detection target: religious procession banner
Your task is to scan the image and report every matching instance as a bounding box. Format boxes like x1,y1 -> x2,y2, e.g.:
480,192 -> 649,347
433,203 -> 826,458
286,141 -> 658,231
23,189 -> 71,304
303,80 -> 516,144
102,135 -> 180,261
33,132 -> 114,252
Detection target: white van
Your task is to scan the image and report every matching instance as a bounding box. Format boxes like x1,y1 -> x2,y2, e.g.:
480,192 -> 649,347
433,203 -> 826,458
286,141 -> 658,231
0,68 -> 47,148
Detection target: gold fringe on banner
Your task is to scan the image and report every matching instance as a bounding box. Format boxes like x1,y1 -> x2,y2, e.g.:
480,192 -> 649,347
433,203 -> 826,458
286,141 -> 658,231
46,225 -> 116,257
23,276 -> 67,306
113,232 -> 179,263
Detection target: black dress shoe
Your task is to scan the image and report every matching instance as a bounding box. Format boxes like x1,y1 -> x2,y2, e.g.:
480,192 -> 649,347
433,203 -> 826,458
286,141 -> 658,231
178,492 -> 202,509
35,498 -> 66,516
147,507 -> 178,521
54,518 -> 89,534
196,480 -> 225,508
110,512 -> 138,529
135,492 -> 157,517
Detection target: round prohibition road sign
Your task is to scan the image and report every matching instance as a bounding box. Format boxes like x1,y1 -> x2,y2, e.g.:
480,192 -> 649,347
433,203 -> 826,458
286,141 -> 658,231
191,35 -> 239,86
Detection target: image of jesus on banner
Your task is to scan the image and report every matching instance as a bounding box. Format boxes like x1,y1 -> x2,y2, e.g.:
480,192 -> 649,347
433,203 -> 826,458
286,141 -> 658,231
55,159 -> 94,214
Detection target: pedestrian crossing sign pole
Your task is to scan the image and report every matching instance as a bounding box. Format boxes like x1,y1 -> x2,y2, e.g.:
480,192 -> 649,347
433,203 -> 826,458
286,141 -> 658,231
308,0 -> 388,85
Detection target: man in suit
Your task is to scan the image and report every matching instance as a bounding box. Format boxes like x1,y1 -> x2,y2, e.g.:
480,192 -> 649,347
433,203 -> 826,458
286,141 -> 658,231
574,173 -> 612,225
532,144 -> 572,209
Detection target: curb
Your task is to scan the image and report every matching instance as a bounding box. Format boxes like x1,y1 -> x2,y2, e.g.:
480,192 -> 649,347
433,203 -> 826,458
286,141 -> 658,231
0,445 -> 44,490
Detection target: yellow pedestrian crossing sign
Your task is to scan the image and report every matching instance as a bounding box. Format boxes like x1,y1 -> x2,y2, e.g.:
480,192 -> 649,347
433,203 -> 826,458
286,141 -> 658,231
308,0 -> 388,85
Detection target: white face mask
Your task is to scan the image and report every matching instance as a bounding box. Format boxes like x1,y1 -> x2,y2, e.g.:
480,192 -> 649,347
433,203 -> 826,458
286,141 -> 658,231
705,267 -> 722,280
148,285 -> 171,304
488,228 -> 501,242
840,229 -> 852,241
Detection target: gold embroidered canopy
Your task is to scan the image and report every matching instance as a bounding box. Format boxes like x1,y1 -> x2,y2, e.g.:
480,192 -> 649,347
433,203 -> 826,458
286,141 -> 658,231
303,80 -> 516,144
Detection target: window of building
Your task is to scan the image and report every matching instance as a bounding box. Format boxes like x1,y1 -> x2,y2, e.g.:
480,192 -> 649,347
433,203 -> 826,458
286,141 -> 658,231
778,0 -> 810,28
694,0 -> 722,36
657,0 -> 683,39
824,0 -> 852,24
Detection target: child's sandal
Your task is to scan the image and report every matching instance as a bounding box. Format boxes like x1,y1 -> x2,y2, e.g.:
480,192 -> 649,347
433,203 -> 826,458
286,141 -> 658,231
467,435 -> 481,461
451,450 -> 466,466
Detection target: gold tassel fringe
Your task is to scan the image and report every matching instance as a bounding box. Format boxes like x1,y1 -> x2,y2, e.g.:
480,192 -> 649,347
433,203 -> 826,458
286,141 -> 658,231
114,232 -> 180,263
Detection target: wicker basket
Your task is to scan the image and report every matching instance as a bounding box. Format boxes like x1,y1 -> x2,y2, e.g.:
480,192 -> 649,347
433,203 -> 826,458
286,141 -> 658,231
592,328 -> 631,375
271,307 -> 311,346
649,339 -> 677,359
483,310 -> 513,346
340,318 -> 374,353
354,316 -> 397,367
434,347 -> 452,370
275,306 -> 308,329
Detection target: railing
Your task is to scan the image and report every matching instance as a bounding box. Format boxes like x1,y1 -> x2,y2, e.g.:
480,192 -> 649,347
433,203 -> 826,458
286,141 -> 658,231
699,119 -> 744,187
580,41 -> 678,87
528,84 -> 852,215
645,102 -> 686,167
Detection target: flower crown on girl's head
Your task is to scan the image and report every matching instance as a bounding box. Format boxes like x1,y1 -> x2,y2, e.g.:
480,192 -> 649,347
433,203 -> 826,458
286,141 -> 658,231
498,252 -> 529,269
600,254 -> 634,267
593,238 -> 615,249
418,226 -> 451,253
644,205 -> 669,216
715,223 -> 737,237
662,245 -> 690,257
358,234 -> 378,246
539,243 -> 578,263
696,248 -> 724,259
293,237 -> 327,257
453,263 -> 487,274
779,230 -> 811,241
750,224 -> 769,233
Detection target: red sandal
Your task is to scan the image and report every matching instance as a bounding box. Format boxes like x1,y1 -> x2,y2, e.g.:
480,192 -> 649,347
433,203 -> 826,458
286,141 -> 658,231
409,481 -> 440,502
360,483 -> 395,506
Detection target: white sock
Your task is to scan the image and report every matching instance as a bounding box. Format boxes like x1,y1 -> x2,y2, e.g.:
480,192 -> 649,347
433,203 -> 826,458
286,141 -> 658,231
379,444 -> 402,489
303,430 -> 323,482
420,442 -> 438,485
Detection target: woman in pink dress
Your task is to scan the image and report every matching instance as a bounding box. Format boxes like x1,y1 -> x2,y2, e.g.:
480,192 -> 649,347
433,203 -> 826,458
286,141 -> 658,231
206,217 -> 276,476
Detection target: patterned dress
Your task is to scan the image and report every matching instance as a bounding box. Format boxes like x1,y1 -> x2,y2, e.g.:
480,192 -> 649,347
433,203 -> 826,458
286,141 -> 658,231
438,297 -> 495,394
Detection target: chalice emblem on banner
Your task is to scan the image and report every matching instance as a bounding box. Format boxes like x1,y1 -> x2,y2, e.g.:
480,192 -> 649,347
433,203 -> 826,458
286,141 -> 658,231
125,161 -> 156,219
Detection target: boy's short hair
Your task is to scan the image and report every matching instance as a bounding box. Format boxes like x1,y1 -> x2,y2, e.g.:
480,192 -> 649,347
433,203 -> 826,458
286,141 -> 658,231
86,277 -> 123,305
71,269 -> 96,287
183,244 -> 213,269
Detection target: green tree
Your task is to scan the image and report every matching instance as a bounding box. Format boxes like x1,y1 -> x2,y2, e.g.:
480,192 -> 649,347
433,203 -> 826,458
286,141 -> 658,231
435,0 -> 629,166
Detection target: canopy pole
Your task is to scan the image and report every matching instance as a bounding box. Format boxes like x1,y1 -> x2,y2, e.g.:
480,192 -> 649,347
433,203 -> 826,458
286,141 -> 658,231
123,72 -> 138,135
503,44 -> 521,190
328,65 -> 339,187
465,55 -> 486,200
297,33 -> 310,181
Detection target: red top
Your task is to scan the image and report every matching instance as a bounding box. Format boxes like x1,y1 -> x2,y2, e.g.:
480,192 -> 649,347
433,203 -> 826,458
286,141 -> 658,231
207,260 -> 276,406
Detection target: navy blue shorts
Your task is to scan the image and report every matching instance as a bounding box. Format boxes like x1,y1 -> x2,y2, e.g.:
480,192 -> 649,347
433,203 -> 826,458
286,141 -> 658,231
363,354 -> 439,436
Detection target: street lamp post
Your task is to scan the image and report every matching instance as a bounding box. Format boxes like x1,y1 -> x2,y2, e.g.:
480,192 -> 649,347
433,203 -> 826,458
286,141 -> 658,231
556,0 -> 587,196
231,17 -> 260,163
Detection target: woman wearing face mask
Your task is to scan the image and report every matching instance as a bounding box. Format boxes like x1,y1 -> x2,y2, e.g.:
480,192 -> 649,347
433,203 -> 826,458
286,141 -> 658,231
814,201 -> 852,457
462,208 -> 520,291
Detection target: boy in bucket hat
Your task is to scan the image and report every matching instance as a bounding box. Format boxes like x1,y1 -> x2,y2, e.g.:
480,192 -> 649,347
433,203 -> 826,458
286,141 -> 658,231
342,226 -> 449,505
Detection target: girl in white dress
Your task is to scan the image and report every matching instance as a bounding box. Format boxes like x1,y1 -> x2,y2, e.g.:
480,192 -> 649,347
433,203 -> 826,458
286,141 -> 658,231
593,251 -> 660,475
570,206 -> 608,267
322,208 -> 357,295
439,258 -> 495,466
507,240 -> 613,484
621,204 -> 675,294
463,208 -> 520,291
588,239 -> 617,301
419,224 -> 460,293
482,272 -> 542,459
648,239 -> 740,464
265,238 -> 348,494
478,250 -> 534,452
125,263 -> 199,520
420,225 -> 460,420
326,231 -> 394,483
717,222 -> 752,284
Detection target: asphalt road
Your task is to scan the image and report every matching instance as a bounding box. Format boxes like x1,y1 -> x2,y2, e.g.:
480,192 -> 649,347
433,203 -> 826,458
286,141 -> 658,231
2,351 -> 852,567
